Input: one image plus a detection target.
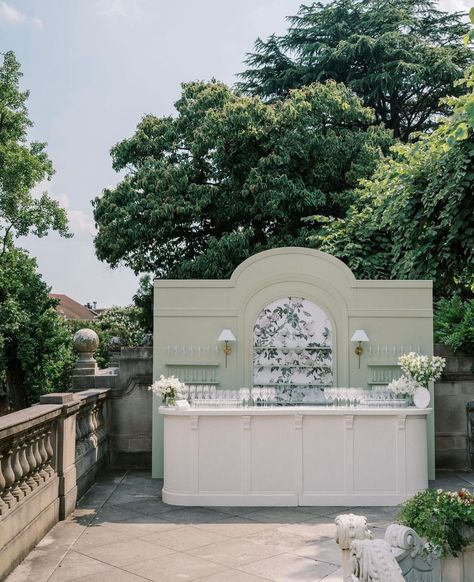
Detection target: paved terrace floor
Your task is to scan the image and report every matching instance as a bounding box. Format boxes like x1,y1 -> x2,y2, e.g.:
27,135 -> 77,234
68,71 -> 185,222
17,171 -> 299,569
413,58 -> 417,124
7,470 -> 474,582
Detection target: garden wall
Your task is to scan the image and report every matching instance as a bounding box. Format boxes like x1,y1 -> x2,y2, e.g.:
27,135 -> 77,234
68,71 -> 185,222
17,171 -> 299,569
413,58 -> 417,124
434,344 -> 474,471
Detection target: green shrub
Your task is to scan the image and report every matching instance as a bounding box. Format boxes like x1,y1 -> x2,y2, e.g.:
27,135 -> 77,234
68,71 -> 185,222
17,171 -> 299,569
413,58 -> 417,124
434,295 -> 474,354
68,306 -> 147,369
398,488 -> 474,557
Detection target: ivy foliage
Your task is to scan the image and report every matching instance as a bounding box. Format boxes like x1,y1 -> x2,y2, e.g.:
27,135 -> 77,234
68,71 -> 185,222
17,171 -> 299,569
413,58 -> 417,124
238,0 -> 473,141
434,296 -> 474,354
93,80 -> 391,278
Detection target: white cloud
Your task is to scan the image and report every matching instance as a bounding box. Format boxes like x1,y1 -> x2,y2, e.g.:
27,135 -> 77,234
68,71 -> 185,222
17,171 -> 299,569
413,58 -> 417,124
0,1 -> 26,24
439,0 -> 471,12
98,0 -> 143,20
68,209 -> 97,236
31,181 -> 96,236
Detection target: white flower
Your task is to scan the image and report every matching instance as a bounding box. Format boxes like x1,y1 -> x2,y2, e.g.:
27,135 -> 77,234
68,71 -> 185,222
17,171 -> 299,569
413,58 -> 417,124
398,352 -> 446,387
387,375 -> 419,396
149,375 -> 186,399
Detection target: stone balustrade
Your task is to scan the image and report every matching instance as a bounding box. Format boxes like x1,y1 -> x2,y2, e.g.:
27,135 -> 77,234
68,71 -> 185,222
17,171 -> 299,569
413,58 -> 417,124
0,389 -> 110,580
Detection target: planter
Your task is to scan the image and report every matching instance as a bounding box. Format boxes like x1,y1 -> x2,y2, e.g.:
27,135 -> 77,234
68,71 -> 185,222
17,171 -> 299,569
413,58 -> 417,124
441,544 -> 474,582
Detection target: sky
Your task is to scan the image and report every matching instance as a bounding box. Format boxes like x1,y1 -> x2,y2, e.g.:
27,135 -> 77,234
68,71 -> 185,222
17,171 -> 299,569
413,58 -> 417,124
0,0 -> 471,308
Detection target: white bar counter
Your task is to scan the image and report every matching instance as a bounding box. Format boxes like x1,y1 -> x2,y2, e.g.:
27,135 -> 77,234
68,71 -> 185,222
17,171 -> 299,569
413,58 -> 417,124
160,406 -> 431,507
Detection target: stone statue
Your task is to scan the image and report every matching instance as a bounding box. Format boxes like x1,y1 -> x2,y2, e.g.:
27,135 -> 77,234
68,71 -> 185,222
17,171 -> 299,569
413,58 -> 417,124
335,514 -> 372,581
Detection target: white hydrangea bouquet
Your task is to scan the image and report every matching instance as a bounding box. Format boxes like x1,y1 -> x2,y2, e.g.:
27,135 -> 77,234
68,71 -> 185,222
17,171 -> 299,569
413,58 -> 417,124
149,375 -> 186,406
387,376 -> 419,398
398,352 -> 446,388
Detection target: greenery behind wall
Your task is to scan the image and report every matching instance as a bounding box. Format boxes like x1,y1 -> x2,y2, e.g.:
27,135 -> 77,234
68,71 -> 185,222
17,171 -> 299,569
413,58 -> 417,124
94,0 -> 474,352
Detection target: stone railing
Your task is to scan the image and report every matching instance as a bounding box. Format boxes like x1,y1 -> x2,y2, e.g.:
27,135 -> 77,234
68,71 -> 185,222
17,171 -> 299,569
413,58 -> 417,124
0,389 -> 110,580
74,390 -> 109,497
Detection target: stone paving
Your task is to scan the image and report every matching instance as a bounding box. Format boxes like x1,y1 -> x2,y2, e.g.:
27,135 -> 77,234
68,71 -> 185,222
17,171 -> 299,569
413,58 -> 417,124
7,470 -> 474,582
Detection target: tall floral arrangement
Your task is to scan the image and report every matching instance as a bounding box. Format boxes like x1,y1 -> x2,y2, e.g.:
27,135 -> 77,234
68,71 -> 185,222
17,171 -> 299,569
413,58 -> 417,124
149,375 -> 186,406
398,352 -> 445,388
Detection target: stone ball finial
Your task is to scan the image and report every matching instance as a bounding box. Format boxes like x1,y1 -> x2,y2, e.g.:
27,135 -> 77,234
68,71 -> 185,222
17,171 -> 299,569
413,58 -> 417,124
73,328 -> 99,354
109,336 -> 122,352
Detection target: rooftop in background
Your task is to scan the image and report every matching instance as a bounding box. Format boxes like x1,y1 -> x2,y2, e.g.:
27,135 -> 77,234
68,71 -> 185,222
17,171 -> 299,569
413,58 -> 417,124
50,294 -> 97,321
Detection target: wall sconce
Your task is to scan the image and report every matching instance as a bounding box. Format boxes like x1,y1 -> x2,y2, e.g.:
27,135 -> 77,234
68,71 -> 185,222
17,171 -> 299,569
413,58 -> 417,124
351,330 -> 369,368
217,329 -> 236,368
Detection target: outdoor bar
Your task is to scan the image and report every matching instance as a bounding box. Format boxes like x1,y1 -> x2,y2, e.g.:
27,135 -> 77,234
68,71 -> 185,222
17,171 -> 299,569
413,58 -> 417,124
152,248 -> 435,506
161,406 -> 430,506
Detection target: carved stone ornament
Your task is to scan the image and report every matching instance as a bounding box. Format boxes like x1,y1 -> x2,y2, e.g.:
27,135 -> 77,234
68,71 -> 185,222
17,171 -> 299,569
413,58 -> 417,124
350,539 -> 404,582
385,524 -> 441,582
336,513 -> 372,581
336,514 -> 372,550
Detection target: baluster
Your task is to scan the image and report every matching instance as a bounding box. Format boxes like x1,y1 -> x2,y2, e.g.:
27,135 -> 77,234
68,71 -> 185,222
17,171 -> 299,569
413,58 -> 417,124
38,430 -> 49,481
89,406 -> 98,447
32,432 -> 43,487
2,448 -> 16,508
11,442 -> 24,500
0,451 -> 9,515
81,410 -> 90,452
18,441 -> 31,496
44,429 -> 54,477
25,435 -> 38,491
97,404 -> 105,441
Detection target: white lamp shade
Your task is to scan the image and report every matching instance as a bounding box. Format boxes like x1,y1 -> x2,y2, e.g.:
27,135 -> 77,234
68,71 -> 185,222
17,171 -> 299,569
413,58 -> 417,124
217,329 -> 236,342
351,330 -> 369,342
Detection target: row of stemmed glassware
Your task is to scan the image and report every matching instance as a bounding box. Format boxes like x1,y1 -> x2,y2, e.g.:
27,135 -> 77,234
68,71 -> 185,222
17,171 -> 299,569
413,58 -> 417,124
323,387 -> 367,407
323,387 -> 408,408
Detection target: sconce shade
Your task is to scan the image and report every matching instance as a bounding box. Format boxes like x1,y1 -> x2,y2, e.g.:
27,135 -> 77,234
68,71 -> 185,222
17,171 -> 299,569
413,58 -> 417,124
351,330 -> 369,343
217,329 -> 236,342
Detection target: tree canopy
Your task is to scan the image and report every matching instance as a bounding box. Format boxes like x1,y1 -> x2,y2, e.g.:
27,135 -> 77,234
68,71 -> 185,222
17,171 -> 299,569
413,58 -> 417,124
0,248 -> 74,409
0,51 -> 73,409
312,56 -> 474,297
93,80 -> 391,278
0,51 -> 70,254
238,0 -> 473,141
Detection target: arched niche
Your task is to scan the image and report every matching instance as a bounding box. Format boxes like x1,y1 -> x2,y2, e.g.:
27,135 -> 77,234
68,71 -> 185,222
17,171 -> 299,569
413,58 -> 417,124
252,296 -> 333,403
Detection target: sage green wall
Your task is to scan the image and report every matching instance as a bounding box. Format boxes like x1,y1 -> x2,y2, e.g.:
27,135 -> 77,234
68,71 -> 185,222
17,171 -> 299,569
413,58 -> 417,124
153,248 -> 434,479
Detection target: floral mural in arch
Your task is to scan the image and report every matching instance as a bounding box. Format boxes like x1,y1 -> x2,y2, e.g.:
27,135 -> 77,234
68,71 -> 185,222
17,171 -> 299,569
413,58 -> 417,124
253,297 -> 333,401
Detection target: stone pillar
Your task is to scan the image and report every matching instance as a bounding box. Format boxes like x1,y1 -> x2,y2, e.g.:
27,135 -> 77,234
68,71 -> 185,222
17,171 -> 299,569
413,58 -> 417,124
39,393 -> 80,519
71,329 -> 100,392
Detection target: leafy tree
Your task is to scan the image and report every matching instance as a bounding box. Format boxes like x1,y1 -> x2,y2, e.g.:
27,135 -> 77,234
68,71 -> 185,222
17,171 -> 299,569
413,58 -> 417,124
133,275 -> 153,333
0,51 -> 70,253
312,50 -> 474,297
0,51 -> 72,409
93,80 -> 391,279
0,248 -> 75,410
238,0 -> 473,141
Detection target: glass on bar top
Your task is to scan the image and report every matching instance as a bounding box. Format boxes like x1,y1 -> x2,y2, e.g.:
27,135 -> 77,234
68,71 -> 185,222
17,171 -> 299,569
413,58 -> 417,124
181,385 -> 411,409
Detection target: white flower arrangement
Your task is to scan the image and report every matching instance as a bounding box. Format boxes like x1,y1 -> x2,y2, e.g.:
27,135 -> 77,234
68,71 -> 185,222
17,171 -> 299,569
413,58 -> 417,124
398,352 -> 446,388
387,375 -> 419,397
149,375 -> 186,405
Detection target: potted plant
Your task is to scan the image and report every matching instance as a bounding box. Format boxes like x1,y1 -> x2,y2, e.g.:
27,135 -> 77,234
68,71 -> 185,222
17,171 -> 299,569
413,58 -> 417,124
398,489 -> 474,581
149,375 -> 186,406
